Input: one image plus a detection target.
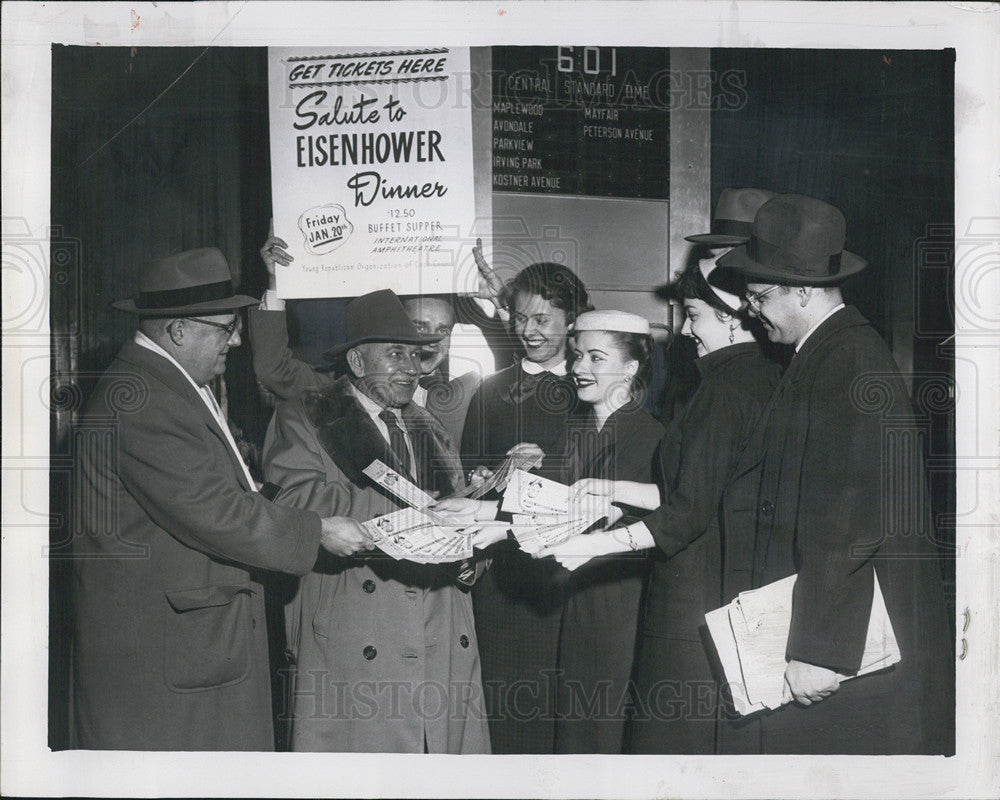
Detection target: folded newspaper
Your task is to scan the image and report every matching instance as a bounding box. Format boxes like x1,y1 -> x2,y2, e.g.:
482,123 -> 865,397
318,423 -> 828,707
705,571 -> 901,716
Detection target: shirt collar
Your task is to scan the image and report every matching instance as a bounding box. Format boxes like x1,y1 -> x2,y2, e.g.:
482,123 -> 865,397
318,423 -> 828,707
134,330 -> 203,394
521,358 -> 567,376
796,303 -> 846,352
349,382 -> 400,420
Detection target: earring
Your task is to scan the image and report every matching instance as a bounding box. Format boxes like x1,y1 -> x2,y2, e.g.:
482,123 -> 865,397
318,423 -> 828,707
729,325 -> 736,345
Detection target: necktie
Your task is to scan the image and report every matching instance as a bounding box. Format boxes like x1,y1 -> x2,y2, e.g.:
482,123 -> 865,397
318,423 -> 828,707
379,408 -> 412,479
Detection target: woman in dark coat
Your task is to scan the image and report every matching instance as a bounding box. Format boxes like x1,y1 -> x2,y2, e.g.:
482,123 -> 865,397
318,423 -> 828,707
458,261 -> 591,754
552,310 -> 665,753
543,261 -> 781,754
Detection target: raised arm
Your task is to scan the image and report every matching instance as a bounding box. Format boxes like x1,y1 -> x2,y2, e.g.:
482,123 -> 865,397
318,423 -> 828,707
249,231 -> 331,401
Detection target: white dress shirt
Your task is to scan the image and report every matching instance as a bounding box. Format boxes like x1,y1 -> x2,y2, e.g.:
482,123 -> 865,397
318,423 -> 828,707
349,383 -> 418,481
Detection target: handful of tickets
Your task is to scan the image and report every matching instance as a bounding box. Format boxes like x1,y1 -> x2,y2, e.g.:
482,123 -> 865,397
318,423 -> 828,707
500,470 -> 613,554
448,447 -> 546,500
509,511 -> 607,555
499,469 -> 571,514
362,508 -> 474,563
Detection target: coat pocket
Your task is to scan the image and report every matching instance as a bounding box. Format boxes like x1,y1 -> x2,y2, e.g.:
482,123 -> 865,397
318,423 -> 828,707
163,584 -> 253,693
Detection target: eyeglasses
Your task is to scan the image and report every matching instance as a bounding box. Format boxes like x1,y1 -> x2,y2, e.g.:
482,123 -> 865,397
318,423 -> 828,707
187,315 -> 242,337
744,285 -> 782,310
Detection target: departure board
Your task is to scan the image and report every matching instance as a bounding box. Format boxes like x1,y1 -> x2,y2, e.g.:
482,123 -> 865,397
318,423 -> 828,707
491,46 -> 671,198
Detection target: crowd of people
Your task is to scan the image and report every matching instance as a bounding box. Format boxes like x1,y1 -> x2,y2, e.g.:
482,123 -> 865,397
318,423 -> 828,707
69,188 -> 954,756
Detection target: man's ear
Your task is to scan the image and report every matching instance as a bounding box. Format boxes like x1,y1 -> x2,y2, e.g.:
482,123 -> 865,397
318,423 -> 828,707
167,319 -> 184,346
797,287 -> 814,308
346,347 -> 365,378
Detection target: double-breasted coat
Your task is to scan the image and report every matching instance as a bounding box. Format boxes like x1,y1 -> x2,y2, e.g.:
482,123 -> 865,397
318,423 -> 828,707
262,376 -> 491,753
719,306 -> 954,755
70,340 -> 322,750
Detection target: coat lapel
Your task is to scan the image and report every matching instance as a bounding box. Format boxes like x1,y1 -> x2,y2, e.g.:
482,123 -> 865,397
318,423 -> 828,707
117,340 -> 254,492
307,377 -> 463,496
307,379 -> 398,486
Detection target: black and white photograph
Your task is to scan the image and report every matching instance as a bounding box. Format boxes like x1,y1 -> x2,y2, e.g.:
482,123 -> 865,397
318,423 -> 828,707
2,2 -> 998,798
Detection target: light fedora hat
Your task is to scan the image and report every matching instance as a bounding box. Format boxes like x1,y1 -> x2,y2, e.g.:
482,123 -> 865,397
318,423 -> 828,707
685,187 -> 776,247
114,247 -> 258,315
715,194 -> 868,286
323,289 -> 442,359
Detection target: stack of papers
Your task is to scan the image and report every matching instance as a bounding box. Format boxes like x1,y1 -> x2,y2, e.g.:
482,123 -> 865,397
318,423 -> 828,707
705,572 -> 901,716
362,508 -> 474,563
500,470 -> 612,554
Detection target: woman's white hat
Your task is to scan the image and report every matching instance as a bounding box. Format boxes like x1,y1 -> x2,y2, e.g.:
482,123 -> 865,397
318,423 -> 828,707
573,310 -> 650,335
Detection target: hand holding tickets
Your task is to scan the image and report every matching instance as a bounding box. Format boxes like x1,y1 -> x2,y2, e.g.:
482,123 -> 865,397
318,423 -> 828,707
452,444 -> 545,500
320,516 -> 375,557
363,508 -> 474,563
498,469 -> 615,555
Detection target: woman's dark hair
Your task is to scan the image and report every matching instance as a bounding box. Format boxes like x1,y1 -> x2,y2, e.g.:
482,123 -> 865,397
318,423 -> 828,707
604,330 -> 654,397
667,265 -> 751,325
503,262 -> 593,324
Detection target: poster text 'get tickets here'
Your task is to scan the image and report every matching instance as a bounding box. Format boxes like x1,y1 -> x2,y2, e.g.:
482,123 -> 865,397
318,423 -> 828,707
268,47 -> 477,298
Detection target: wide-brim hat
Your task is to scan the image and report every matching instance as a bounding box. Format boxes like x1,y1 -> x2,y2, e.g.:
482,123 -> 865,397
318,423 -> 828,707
323,289 -> 442,359
685,187 -> 776,247
113,247 -> 258,315
715,194 -> 868,286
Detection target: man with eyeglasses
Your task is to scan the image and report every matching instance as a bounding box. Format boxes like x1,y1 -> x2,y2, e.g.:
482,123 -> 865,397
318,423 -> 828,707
710,195 -> 953,755
251,230 -> 502,445
70,247 -> 373,751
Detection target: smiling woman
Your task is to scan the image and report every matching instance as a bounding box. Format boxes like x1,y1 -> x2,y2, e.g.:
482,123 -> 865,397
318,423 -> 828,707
554,311 -> 664,754
459,260 -> 592,754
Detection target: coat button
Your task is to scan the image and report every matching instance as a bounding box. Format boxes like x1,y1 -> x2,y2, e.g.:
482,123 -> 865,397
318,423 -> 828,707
363,645 -> 377,660
459,634 -> 470,648
760,500 -> 774,516
362,579 -> 376,593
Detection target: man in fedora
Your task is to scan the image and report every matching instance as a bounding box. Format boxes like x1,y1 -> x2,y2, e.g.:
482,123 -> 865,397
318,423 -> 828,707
250,230 -> 501,445
711,194 -> 953,754
70,247 -> 372,751
260,288 -> 491,753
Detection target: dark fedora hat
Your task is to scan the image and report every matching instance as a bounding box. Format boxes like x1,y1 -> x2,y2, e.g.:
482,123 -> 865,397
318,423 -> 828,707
715,194 -> 868,286
113,247 -> 258,315
323,289 -> 442,359
685,187 -> 776,247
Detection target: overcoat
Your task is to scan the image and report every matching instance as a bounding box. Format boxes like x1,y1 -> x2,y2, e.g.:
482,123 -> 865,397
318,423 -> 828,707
460,362 -> 578,753
718,306 -> 954,755
554,402 -> 664,754
70,340 -> 322,750
628,341 -> 780,754
262,376 -> 491,753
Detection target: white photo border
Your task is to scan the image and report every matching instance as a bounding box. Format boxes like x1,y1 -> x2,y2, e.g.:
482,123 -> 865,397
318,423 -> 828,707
2,2 -> 998,798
